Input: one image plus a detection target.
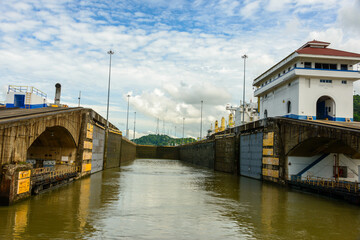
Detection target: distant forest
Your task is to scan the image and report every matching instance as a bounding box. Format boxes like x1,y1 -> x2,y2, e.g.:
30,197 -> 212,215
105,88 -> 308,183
133,134 -> 196,146
354,95 -> 360,121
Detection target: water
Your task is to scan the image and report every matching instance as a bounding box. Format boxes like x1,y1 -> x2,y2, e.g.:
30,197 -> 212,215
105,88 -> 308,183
1,159 -> 360,240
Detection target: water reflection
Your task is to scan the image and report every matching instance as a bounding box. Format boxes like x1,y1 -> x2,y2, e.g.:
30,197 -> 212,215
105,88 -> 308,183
0,159 -> 360,239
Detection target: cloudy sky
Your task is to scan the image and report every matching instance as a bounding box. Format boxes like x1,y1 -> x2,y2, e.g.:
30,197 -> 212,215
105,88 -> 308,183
1,0 -> 360,139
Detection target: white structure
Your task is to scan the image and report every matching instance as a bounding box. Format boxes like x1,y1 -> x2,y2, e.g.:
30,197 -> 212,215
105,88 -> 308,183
253,40 -> 360,121
5,85 -> 47,109
226,101 -> 259,126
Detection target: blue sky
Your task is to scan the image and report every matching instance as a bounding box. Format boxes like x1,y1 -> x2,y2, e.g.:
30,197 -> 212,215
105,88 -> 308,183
1,0 -> 360,138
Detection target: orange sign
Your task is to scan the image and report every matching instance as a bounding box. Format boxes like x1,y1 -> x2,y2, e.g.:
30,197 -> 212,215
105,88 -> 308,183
17,179 -> 30,194
18,170 -> 31,180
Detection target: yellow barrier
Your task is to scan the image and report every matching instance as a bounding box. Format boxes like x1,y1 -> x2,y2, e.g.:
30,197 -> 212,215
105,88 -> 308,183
292,176 -> 359,193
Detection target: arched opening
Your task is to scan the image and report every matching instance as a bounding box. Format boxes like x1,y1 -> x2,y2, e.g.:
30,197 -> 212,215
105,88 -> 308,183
27,126 -> 77,170
264,109 -> 268,118
287,101 -> 291,114
316,96 -> 336,120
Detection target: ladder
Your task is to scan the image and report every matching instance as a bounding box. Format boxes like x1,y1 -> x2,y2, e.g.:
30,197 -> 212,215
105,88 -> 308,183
25,92 -> 31,109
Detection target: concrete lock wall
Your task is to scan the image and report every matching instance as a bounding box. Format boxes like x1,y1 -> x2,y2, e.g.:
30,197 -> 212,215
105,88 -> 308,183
137,145 -> 157,158
106,132 -> 122,169
120,138 -> 137,164
179,141 -> 215,168
137,146 -> 179,160
240,132 -> 263,179
215,136 -> 238,174
91,125 -> 105,173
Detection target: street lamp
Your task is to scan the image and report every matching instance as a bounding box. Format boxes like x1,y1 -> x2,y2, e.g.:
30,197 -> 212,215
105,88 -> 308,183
200,100 -> 203,140
104,49 -> 114,170
106,50 -> 114,130
126,94 -> 130,138
242,54 -> 248,124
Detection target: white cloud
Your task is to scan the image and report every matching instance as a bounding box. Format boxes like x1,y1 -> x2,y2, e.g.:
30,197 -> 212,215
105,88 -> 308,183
0,0 -> 359,137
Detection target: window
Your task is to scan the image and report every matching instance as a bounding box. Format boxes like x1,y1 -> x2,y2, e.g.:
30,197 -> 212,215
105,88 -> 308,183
283,70 -> 285,74
304,62 -> 311,68
287,101 -> 291,113
294,63 -> 297,68
320,79 -> 332,83
264,109 -> 268,118
288,67 -> 291,72
315,63 -> 336,70
342,80 -> 347,84
341,64 -> 348,70
278,73 -> 280,77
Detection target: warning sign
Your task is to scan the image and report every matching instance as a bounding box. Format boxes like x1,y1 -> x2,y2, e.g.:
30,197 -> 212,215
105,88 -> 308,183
18,170 -> 31,180
17,179 -> 30,194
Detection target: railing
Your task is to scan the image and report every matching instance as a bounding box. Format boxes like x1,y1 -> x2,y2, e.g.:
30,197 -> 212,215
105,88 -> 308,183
8,85 -> 47,98
291,176 -> 360,193
32,166 -> 80,179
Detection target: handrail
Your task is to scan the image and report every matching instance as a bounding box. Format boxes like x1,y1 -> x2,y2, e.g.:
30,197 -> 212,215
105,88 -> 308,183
290,175 -> 360,193
8,85 -> 47,98
32,166 -> 80,178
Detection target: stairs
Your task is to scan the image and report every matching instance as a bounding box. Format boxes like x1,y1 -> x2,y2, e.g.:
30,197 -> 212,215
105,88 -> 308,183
25,92 -> 31,109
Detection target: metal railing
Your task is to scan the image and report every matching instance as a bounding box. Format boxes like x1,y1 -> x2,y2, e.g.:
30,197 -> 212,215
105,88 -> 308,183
32,166 -> 80,179
8,85 -> 47,98
291,176 -> 360,193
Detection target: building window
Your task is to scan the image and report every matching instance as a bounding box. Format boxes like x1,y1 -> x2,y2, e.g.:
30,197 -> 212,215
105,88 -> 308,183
264,109 -> 268,118
342,80 -> 347,84
320,79 -> 332,83
288,67 -> 290,72
341,64 -> 348,70
287,101 -> 291,113
304,62 -> 311,68
283,70 -> 285,74
294,63 -> 297,68
315,63 -> 337,70
278,73 -> 280,77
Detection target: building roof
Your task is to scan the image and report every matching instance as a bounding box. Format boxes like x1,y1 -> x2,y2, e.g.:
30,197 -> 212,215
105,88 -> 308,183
296,47 -> 360,58
253,40 -> 360,85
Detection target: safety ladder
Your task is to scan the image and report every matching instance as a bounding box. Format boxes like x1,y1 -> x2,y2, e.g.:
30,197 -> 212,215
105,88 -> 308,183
25,92 -> 31,109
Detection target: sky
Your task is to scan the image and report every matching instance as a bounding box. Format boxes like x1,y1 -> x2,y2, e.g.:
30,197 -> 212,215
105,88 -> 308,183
1,0 -> 360,139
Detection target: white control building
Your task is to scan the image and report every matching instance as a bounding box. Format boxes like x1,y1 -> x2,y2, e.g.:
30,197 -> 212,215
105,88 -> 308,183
253,40 -> 360,121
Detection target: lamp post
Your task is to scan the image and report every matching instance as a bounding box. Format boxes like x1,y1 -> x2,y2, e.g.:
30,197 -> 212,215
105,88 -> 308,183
200,100 -> 203,140
104,49 -> 114,170
126,94 -> 130,138
242,54 -> 248,124
106,50 -> 114,129
133,111 -> 136,140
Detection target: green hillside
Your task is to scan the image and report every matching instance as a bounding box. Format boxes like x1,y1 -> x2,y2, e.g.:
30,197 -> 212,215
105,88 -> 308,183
133,134 -> 196,146
354,95 -> 360,121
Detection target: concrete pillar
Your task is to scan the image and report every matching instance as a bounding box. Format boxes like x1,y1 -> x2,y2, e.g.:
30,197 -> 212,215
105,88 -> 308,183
0,164 -> 32,205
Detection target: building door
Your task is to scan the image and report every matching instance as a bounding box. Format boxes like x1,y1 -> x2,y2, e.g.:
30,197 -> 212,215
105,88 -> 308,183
316,96 -> 335,120
14,94 -> 25,108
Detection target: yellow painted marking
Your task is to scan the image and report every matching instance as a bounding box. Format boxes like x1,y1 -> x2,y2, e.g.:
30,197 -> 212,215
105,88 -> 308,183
87,123 -> 94,132
263,132 -> 274,146
82,163 -> 92,172
84,141 -> 93,149
262,157 -> 279,165
82,151 -> 92,160
262,148 -> 273,156
86,130 -> 93,139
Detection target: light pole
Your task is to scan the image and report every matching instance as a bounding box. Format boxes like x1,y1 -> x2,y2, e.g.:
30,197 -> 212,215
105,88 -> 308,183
78,91 -> 81,107
242,54 -> 248,124
133,111 -> 136,140
126,94 -> 130,138
104,49 -> 114,170
200,100 -> 203,140
106,50 -> 114,129
182,117 -> 185,145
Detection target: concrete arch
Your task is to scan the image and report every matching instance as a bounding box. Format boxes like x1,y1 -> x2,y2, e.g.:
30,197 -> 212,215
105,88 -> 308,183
286,137 -> 359,158
27,126 -> 78,167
